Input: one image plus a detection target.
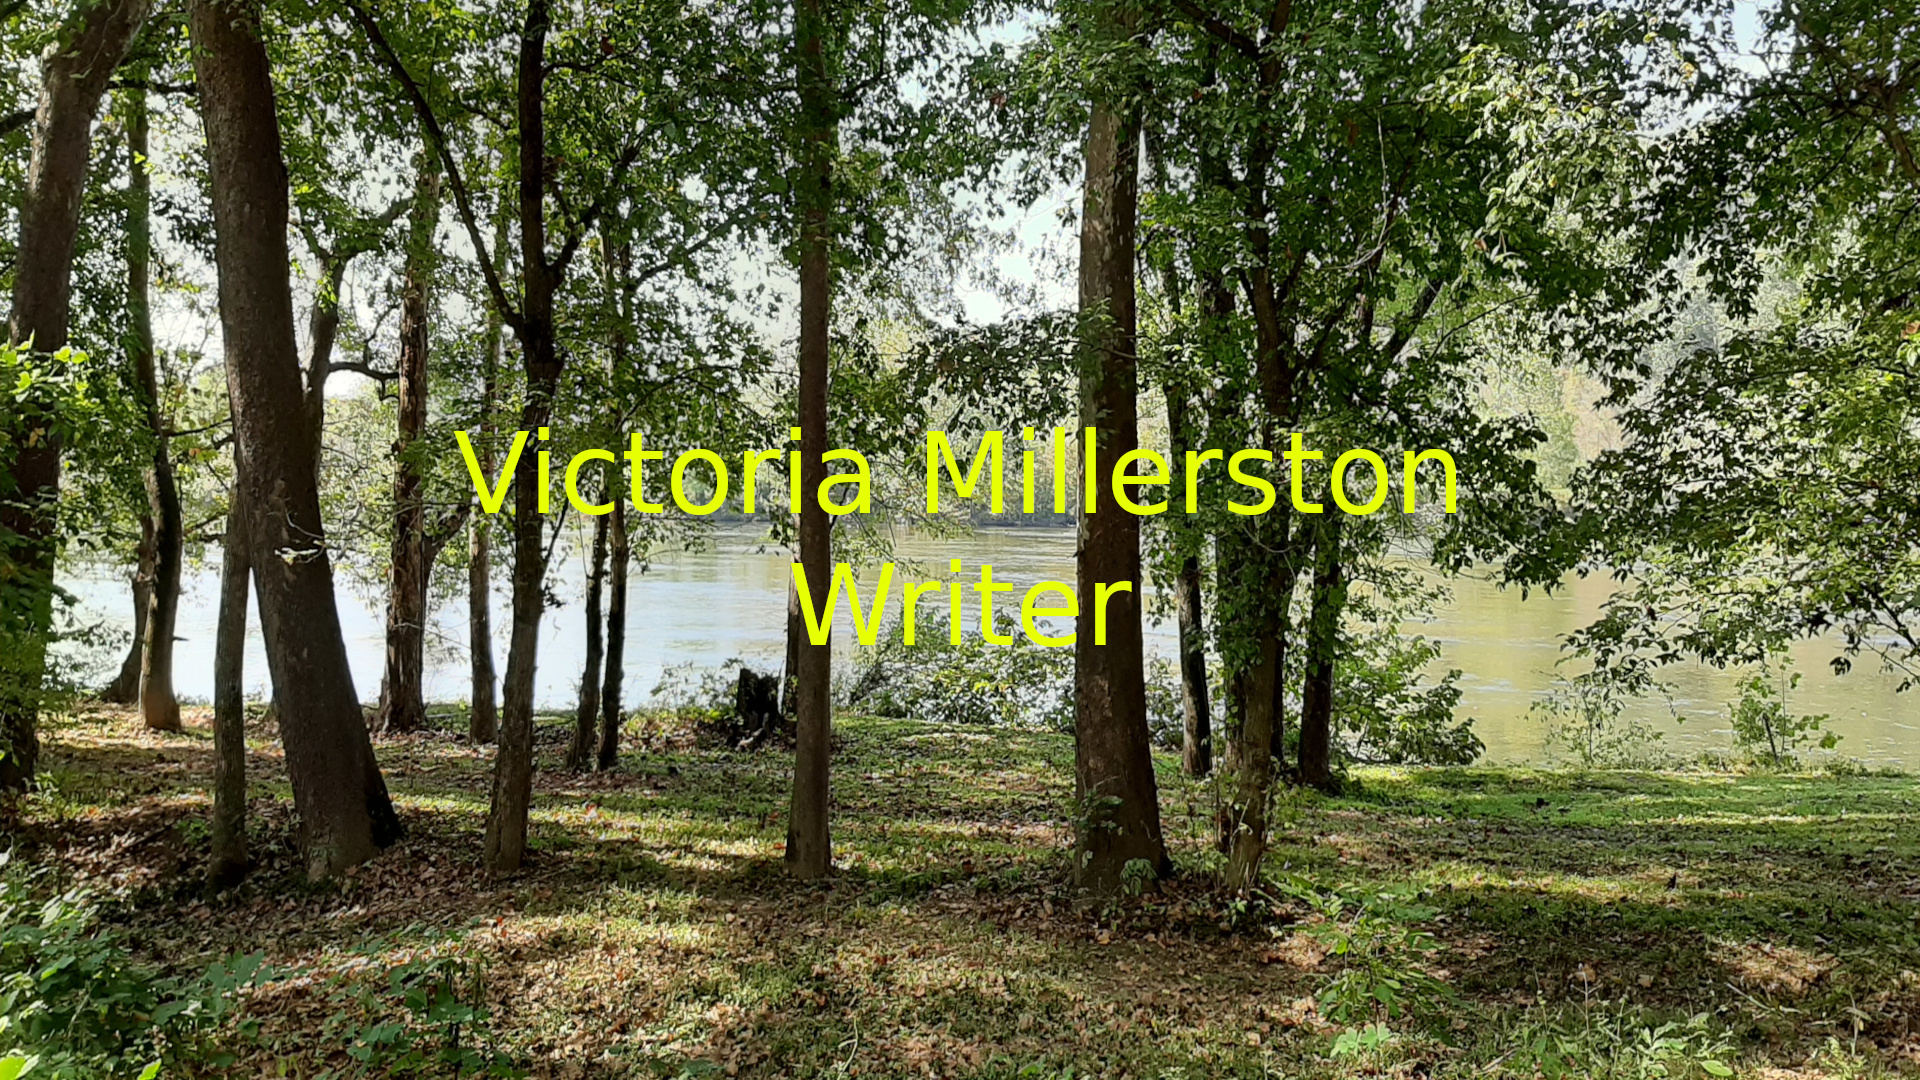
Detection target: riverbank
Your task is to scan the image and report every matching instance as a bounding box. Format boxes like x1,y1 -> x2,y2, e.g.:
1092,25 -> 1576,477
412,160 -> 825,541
9,704 -> 1918,1077
58,525 -> 1919,767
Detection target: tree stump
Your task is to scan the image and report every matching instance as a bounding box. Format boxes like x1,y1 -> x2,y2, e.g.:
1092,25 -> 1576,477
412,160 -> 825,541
733,667 -> 784,749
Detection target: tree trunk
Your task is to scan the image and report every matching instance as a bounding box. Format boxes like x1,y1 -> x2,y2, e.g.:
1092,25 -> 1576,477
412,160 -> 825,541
1,0 -> 150,792
1144,120 -> 1211,781
1072,95 -> 1169,896
485,0 -> 563,874
468,215 -> 506,746
784,0 -> 836,880
1297,514 -> 1343,793
1173,550 -> 1210,779
567,511 -> 607,772
598,500 -> 628,770
780,575 -> 801,719
101,519 -> 153,704
375,156 -> 442,735
125,83 -> 181,733
209,457 -> 250,890
191,0 -> 402,879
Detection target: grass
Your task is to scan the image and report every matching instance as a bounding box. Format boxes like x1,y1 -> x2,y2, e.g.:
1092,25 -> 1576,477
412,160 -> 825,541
8,703 -> 1920,1078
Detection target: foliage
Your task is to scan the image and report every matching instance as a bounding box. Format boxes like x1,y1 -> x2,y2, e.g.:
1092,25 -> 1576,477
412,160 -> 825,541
0,854 -> 268,1078
1728,660 -> 1838,768
846,613 -> 1074,730
1275,877 -> 1451,1030
1334,631 -> 1480,767
1534,671 -> 1676,770
1516,1007 -> 1736,1080
315,952 -> 517,1079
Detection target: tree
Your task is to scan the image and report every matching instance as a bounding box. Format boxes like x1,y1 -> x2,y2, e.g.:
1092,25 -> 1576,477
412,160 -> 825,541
375,153 -> 443,734
190,0 -> 402,879
1,0 -> 150,791
468,207 -> 509,746
125,79 -> 183,734
566,503 -> 608,772
1565,0 -> 1920,694
1136,0 -> 1681,886
784,0 -> 837,881
1068,3 -> 1170,896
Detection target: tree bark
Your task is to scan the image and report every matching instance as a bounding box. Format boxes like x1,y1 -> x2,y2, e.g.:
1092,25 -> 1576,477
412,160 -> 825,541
598,500 -> 628,770
1072,96 -> 1169,896
191,0 -> 401,879
780,575 -> 801,719
484,0 -> 564,873
2,0 -> 150,792
101,519 -> 153,704
468,214 -> 506,745
126,82 -> 181,733
209,458 -> 250,890
1221,132 -> 1302,890
1145,120 -> 1211,780
375,156 -> 442,735
567,511 -> 607,771
1297,513 -> 1343,793
784,0 -> 836,880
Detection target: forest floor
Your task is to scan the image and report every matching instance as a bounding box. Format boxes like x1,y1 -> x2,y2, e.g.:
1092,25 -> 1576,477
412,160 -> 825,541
10,704 -> 1920,1079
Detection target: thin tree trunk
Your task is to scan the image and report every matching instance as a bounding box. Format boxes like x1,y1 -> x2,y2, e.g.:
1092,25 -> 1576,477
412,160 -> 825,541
1145,121 -> 1211,780
1297,514 -> 1343,793
784,0 -> 836,880
468,214 -> 506,745
1,0 -> 150,792
376,156 -> 442,735
598,501 -> 628,770
126,82 -> 181,733
1219,110 -> 1305,890
1072,93 -> 1169,896
780,576 -> 801,719
191,0 -> 402,879
485,0 -> 563,873
567,511 -> 607,772
1173,549 -> 1210,776
101,519 -> 153,704
209,457 -> 250,890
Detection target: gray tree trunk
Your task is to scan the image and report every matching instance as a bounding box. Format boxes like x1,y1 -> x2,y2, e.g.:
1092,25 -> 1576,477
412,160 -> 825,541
191,0 -> 401,879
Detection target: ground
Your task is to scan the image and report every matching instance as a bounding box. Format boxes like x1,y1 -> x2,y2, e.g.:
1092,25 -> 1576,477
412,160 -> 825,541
8,704 -> 1920,1078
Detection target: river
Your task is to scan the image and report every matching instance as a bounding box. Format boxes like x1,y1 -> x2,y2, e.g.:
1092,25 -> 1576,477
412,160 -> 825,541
58,526 -> 1918,768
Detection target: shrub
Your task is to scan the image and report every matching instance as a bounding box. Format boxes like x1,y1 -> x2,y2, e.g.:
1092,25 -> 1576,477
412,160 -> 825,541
1728,661 -> 1837,767
0,854 -> 267,1077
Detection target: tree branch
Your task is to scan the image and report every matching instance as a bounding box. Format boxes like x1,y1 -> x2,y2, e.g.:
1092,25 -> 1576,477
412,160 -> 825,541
551,139 -> 645,278
108,77 -> 196,96
0,108 -> 32,138
1169,0 -> 1258,59
337,0 -> 524,332
330,359 -> 400,382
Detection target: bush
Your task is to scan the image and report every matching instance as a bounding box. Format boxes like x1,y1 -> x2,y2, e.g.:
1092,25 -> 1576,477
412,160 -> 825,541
846,614 -> 1073,729
1729,662 -> 1837,768
0,854 -> 267,1077
1335,631 -> 1481,766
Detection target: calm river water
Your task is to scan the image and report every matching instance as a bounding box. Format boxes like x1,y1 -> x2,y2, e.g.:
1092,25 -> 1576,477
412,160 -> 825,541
61,526 -> 1918,767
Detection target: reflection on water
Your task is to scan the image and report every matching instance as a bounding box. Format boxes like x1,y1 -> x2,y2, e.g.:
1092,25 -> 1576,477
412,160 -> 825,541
58,525 -> 1916,767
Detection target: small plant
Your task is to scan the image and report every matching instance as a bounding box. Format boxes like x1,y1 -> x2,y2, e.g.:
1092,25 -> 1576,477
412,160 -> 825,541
1515,1007 -> 1736,1079
319,953 -> 517,1078
1729,658 -> 1836,767
1328,1021 -> 1394,1059
1277,876 -> 1451,1038
1536,672 -> 1676,769
0,854 -> 269,1078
